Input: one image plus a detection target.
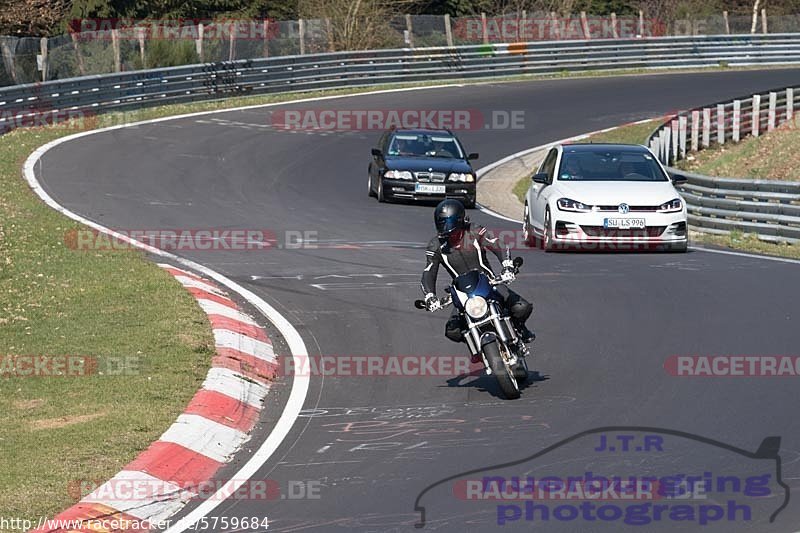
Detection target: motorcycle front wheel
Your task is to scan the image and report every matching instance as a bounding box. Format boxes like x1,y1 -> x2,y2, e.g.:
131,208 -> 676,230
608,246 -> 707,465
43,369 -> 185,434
484,340 -> 521,400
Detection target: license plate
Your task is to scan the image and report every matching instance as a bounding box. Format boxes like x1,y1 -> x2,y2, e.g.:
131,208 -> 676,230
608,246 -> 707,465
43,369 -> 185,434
604,218 -> 646,229
415,184 -> 445,194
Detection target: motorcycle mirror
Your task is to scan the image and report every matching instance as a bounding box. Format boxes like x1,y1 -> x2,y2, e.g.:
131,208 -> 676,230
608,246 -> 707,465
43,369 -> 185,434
414,300 -> 426,309
513,257 -> 523,268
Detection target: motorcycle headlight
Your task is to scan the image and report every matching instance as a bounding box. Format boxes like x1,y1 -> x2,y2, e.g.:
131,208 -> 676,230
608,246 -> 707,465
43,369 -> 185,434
657,198 -> 683,213
557,198 -> 592,212
448,172 -> 475,183
384,170 -> 413,180
465,296 -> 488,319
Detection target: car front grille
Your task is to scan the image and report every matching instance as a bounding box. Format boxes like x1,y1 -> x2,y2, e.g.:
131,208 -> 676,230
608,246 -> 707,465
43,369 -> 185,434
580,226 -> 666,238
415,171 -> 446,183
595,205 -> 660,212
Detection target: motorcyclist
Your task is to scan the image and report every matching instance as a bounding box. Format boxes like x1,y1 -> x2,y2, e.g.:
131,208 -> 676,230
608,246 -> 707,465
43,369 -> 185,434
420,199 -> 535,358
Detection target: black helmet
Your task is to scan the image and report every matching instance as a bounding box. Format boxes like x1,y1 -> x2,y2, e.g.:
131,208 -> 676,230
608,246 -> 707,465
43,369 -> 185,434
434,199 -> 467,239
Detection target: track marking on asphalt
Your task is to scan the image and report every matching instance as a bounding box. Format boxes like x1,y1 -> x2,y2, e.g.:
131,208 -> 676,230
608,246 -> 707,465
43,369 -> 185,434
691,245 -> 800,265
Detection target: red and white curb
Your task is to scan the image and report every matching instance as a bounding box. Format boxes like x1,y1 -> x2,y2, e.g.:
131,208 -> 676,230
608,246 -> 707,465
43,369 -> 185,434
32,264 -> 278,533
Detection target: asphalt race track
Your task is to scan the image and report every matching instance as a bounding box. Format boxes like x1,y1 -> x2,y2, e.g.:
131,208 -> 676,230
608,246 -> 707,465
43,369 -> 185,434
34,69 -> 800,532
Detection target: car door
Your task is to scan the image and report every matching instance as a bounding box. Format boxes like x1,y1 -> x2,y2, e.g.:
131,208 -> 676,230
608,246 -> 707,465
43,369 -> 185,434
369,132 -> 388,183
529,148 -> 558,231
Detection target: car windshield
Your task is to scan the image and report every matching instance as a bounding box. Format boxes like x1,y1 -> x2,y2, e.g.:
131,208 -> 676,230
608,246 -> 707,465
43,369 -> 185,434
558,150 -> 668,182
387,133 -> 464,159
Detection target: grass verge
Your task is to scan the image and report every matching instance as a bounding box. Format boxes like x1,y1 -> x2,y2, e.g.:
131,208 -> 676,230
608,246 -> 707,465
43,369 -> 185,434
0,125 -> 215,525
676,122 -> 800,181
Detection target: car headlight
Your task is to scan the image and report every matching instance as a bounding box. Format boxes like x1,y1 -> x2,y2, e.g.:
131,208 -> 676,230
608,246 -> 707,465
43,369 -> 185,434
465,296 -> 488,319
448,172 -> 474,183
557,198 -> 592,212
384,170 -> 413,180
657,198 -> 683,213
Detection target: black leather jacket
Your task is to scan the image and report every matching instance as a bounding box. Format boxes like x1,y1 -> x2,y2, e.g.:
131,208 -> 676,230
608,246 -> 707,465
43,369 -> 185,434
420,225 -> 506,295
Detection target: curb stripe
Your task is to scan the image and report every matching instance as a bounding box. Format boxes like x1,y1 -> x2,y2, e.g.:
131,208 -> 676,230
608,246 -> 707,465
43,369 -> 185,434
207,315 -> 269,342
30,264 -> 279,532
158,414 -> 247,463
124,441 -> 222,489
201,366 -> 270,408
185,389 -> 260,431
173,275 -> 225,296
185,288 -> 236,308
82,471 -> 190,522
196,300 -> 259,325
213,330 -> 275,363
212,351 -> 279,383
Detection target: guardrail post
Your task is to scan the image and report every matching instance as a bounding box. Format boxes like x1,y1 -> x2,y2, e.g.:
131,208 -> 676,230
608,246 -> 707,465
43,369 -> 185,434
678,116 -> 687,159
229,23 -> 236,60
405,15 -> 414,48
768,92 -> 777,131
723,11 -> 730,34
787,88 -> 794,121
671,119 -> 679,162
691,110 -> 700,151
752,94 -> 761,138
611,13 -> 619,39
638,10 -> 644,37
196,23 -> 204,61
111,28 -> 121,72
732,100 -> 741,142
520,11 -> 527,42
717,104 -> 725,144
137,27 -> 146,67
702,108 -> 711,147
481,13 -> 489,44
39,37 -> 48,81
444,14 -> 454,47
325,19 -> 333,53
0,39 -> 16,83
580,11 -> 591,39
664,125 -> 673,164
550,12 -> 560,39
299,19 -> 306,55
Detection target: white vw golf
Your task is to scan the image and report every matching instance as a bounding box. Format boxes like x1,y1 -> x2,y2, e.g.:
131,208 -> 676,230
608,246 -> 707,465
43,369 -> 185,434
522,143 -> 688,252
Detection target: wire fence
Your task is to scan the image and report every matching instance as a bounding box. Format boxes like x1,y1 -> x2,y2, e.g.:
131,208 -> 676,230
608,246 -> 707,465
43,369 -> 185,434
2,12 -> 800,87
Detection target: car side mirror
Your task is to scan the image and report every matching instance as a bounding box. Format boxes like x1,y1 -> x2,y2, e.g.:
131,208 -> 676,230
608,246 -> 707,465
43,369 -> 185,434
371,148 -> 382,157
532,173 -> 549,184
671,173 -> 688,185
467,153 -> 479,161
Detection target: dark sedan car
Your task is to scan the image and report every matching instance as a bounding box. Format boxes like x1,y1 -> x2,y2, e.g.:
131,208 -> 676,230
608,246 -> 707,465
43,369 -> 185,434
368,129 -> 478,207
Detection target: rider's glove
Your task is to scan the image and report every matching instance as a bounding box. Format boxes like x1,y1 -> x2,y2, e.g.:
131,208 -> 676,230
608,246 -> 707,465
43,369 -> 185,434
500,259 -> 517,283
424,293 -> 441,312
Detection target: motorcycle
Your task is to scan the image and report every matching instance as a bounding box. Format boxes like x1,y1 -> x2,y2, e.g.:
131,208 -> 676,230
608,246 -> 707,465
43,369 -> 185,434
415,257 -> 529,400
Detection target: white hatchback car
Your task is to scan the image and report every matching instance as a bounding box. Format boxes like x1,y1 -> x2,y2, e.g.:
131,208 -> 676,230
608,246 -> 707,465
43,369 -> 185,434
522,143 -> 688,252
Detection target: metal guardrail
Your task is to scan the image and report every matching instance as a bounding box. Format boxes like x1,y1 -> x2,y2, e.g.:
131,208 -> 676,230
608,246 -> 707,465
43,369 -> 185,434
649,80 -> 800,244
3,33 -> 800,134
